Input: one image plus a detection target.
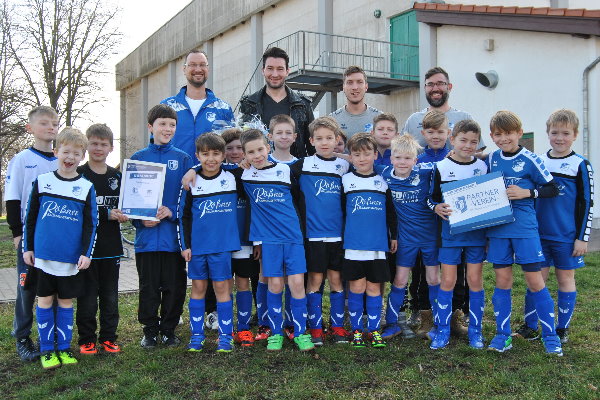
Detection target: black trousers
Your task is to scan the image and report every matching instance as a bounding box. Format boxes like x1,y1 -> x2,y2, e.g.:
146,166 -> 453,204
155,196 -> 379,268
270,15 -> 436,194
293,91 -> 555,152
76,258 -> 120,344
409,252 -> 469,312
135,252 -> 187,336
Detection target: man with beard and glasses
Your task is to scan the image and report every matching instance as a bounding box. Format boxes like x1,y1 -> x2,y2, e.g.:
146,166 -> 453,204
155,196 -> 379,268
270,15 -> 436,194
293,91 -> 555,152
161,49 -> 235,332
402,66 -> 484,339
240,47 -> 315,158
330,65 -> 381,140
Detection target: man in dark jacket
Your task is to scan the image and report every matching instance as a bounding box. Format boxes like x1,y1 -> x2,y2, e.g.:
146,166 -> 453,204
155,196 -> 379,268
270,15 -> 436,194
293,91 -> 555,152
239,47 -> 315,158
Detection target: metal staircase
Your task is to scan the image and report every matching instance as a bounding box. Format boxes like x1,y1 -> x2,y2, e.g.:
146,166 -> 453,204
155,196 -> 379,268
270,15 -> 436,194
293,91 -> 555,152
235,30 -> 420,112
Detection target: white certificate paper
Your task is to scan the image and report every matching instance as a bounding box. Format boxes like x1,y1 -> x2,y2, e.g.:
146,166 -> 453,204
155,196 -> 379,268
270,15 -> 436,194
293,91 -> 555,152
118,159 -> 166,221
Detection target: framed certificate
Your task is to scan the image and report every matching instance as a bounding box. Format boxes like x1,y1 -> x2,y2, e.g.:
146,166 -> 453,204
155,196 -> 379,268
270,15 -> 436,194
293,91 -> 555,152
118,159 -> 166,221
441,171 -> 514,235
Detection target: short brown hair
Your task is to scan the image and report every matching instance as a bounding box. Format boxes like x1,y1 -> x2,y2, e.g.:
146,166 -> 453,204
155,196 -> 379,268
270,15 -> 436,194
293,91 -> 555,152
86,123 -> 114,145
343,65 -> 367,83
269,114 -> 295,133
373,113 -> 398,132
221,128 -> 242,144
28,106 -> 58,123
56,127 -> 87,151
148,104 -> 177,125
241,129 -> 268,151
424,66 -> 449,82
422,110 -> 448,130
490,110 -> 522,133
347,132 -> 377,153
195,132 -> 225,153
452,119 -> 481,140
546,109 -> 579,134
308,116 -> 341,138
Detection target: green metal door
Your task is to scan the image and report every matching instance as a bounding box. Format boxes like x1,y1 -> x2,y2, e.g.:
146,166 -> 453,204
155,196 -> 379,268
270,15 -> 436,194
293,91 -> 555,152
390,10 -> 419,81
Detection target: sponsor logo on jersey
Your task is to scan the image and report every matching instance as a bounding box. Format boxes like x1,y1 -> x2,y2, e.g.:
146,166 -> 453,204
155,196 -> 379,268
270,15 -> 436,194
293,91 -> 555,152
312,163 -> 319,169
557,184 -> 566,195
314,178 -> 341,196
512,160 -> 525,172
72,186 -> 82,196
349,183 -> 356,189
373,179 -> 382,189
560,162 -> 569,171
107,177 -> 119,191
504,177 -> 522,186
410,174 -> 420,186
454,196 -> 467,213
43,183 -> 52,190
25,165 -> 38,169
252,187 -> 285,203
448,171 -> 455,178
391,189 -> 420,203
473,168 -> 482,176
351,195 -> 383,213
197,198 -> 233,218
276,170 -> 283,178
41,200 -> 80,221
252,171 -> 258,178
336,164 -> 342,172
168,160 -> 179,170
364,123 -> 373,131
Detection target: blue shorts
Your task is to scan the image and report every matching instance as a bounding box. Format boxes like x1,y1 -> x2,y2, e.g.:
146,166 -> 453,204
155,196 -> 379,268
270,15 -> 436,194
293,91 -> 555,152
487,237 -> 545,267
396,244 -> 438,268
439,246 -> 486,265
541,239 -> 585,270
261,243 -> 306,277
188,252 -> 232,281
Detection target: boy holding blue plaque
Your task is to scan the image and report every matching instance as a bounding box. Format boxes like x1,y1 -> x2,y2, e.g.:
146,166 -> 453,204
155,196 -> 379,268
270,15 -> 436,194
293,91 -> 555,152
429,120 -> 488,350
131,104 -> 193,349
517,109 -> 593,344
485,110 -> 563,356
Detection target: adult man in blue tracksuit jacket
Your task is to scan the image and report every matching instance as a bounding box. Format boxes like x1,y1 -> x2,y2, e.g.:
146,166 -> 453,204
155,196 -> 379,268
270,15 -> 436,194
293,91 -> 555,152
160,49 -> 235,161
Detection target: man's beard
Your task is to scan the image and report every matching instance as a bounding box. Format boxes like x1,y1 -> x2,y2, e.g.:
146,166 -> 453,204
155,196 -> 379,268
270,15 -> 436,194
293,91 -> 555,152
426,90 -> 449,108
187,76 -> 207,89
266,79 -> 285,90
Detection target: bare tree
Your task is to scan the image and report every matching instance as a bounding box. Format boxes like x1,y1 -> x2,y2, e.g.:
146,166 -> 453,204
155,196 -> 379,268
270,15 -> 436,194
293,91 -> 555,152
11,0 -> 122,126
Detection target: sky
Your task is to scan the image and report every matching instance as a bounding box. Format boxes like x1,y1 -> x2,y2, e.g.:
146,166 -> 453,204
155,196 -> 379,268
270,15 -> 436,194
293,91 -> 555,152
92,0 -> 192,166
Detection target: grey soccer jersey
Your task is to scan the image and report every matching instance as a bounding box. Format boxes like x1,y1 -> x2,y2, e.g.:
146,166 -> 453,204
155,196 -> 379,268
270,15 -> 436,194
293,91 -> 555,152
330,105 -> 381,139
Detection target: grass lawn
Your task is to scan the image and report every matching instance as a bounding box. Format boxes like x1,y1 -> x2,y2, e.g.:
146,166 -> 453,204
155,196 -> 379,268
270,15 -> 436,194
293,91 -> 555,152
0,253 -> 599,399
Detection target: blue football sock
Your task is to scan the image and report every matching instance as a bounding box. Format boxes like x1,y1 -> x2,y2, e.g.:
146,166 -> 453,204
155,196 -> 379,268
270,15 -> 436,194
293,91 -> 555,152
36,306 -> 55,352
468,289 -> 485,331
267,290 -> 283,335
307,292 -> 322,329
188,298 -> 205,336
524,288 -> 538,330
256,281 -> 268,326
329,291 -> 345,328
284,284 -> 293,328
436,289 -> 453,329
217,299 -> 234,336
366,294 -> 382,332
56,306 -> 74,351
531,287 -> 556,337
492,288 -> 512,336
428,284 -> 440,324
348,291 -> 364,332
290,296 -> 308,335
236,290 -> 252,331
385,285 -> 405,326
557,290 -> 577,330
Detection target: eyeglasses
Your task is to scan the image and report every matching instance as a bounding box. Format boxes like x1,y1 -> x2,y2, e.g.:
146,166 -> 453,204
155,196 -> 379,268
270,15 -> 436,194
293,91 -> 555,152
424,81 -> 449,88
185,63 -> 209,69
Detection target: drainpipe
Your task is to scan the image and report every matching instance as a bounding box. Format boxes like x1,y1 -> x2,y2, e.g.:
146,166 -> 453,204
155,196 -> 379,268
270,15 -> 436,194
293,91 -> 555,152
582,56 -> 600,159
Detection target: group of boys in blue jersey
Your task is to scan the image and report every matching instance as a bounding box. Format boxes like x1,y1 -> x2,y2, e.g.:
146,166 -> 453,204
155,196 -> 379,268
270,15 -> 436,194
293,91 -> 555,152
6,63 -> 594,369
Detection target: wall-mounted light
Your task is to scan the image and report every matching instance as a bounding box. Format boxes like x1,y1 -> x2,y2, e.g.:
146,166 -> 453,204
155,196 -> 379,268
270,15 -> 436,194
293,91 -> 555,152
374,9 -> 381,18
475,70 -> 499,89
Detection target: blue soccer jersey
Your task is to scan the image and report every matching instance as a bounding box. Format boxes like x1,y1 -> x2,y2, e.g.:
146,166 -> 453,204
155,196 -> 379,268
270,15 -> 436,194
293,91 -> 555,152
430,157 -> 489,246
536,150 -> 594,243
486,147 -> 554,238
290,154 -> 350,239
377,163 -> 437,247
342,171 -> 396,252
242,163 -> 303,245
268,154 -> 298,165
178,167 -> 242,255
23,171 -> 98,265
222,163 -> 252,247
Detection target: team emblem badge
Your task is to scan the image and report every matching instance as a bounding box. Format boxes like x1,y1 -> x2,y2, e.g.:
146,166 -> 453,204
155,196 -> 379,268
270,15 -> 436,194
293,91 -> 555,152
168,160 -> 178,170
220,179 -> 229,189
512,160 -> 525,172
72,186 -> 82,196
373,180 -> 382,188
108,177 -> 118,191
454,196 -> 467,213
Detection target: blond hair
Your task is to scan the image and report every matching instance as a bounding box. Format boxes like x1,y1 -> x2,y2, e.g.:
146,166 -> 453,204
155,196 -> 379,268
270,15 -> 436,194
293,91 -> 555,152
56,127 -> 87,151
309,116 -> 341,138
391,133 -> 422,159
490,110 -> 522,133
422,110 -> 448,130
546,109 -> 579,133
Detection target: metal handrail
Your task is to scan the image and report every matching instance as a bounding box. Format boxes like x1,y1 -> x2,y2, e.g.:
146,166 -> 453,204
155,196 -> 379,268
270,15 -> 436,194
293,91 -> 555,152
235,30 -> 419,111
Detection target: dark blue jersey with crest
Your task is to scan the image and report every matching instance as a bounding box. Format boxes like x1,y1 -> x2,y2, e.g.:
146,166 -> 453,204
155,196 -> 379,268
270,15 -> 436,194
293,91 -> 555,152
486,147 -> 554,238
24,171 -> 98,264
377,163 -> 437,247
222,163 -> 252,247
242,163 -> 303,245
342,171 -> 396,251
536,150 -> 594,243
178,167 -> 242,255
290,155 -> 350,238
430,157 -> 489,246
